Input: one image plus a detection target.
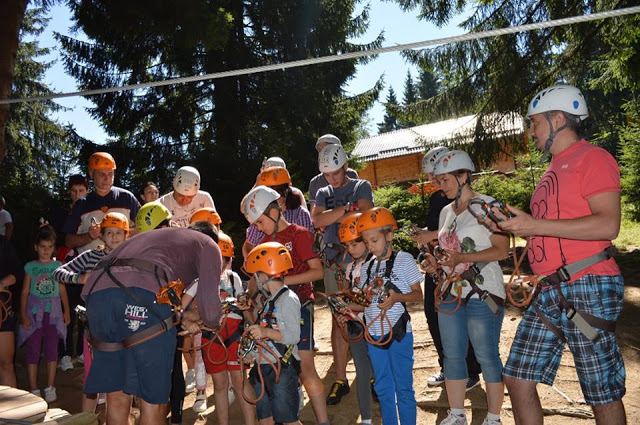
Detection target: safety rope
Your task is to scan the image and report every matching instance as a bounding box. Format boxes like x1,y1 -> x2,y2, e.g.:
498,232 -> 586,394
1,6 -> 638,105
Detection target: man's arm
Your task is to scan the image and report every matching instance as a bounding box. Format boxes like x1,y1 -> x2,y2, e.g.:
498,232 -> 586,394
65,231 -> 98,249
311,198 -> 374,228
499,191 -> 620,240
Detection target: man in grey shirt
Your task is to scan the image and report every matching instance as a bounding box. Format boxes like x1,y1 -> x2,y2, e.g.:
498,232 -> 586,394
307,134 -> 359,209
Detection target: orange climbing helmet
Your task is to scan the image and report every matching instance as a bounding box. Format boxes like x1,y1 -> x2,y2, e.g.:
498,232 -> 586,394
190,207 -> 222,225
88,152 -> 116,172
100,212 -> 130,234
356,207 -> 398,233
338,212 -> 363,243
257,166 -> 291,187
218,232 -> 234,258
244,242 -> 293,278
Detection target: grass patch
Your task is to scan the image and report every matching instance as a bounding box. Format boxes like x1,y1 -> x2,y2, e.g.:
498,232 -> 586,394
614,210 -> 640,252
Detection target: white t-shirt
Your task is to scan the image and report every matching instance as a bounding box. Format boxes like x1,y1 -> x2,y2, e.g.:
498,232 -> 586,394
158,190 -> 215,228
437,194 -> 505,299
0,210 -> 12,236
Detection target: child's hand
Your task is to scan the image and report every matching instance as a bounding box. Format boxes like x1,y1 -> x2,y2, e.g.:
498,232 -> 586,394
378,289 -> 397,311
21,315 -> 31,330
420,253 -> 438,274
78,273 -> 91,284
248,324 -> 266,340
64,311 -> 71,325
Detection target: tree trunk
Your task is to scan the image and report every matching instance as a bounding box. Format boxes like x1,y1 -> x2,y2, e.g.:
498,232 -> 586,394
0,0 -> 28,165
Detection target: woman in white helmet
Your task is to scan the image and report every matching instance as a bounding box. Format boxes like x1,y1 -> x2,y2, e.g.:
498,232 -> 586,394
158,166 -> 216,228
423,150 -> 510,425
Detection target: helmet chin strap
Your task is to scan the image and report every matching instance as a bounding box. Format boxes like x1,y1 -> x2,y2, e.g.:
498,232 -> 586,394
454,173 -> 470,209
539,112 -> 569,163
268,208 -> 282,241
380,239 -> 391,259
255,273 -> 278,296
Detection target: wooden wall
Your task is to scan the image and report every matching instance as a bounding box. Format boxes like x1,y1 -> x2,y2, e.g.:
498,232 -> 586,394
358,146 -> 518,189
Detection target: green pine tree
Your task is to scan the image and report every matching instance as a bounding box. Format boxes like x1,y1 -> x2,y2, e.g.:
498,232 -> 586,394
378,87 -> 401,133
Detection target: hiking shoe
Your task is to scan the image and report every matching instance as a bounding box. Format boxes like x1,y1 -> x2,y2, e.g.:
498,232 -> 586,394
185,369 -> 196,393
44,386 -> 57,403
77,354 -> 85,364
466,375 -> 481,392
481,416 -> 502,425
326,379 -> 350,405
192,391 -> 207,413
228,388 -> 236,405
59,355 -> 73,371
30,389 -> 41,397
427,371 -> 445,386
440,410 -> 468,425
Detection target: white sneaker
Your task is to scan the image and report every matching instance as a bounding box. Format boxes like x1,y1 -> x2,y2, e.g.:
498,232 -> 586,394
481,416 -> 502,425
185,369 -> 196,393
298,386 -> 305,411
44,386 -> 57,403
440,410 -> 468,425
30,389 -> 41,397
227,388 -> 236,405
192,391 -> 207,413
77,354 -> 85,364
59,355 -> 73,371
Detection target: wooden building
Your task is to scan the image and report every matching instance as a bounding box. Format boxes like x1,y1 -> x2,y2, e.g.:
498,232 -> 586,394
352,114 -> 526,188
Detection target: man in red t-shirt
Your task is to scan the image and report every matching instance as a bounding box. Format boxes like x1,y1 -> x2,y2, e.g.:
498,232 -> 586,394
490,85 -> 626,425
242,186 -> 330,425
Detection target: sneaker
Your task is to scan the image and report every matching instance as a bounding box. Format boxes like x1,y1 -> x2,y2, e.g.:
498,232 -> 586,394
30,389 -> 41,397
77,354 -> 85,364
227,388 -> 236,405
185,369 -> 196,394
466,375 -> 481,392
326,379 -> 350,405
481,416 -> 502,425
192,391 -> 207,413
44,386 -> 57,403
298,386 -> 305,411
440,410 -> 468,425
427,371 -> 445,386
59,355 -> 73,371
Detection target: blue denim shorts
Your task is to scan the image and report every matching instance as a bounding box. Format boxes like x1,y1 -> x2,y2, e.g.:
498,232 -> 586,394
438,298 -> 504,383
504,274 -> 625,405
85,287 -> 176,404
251,362 -> 300,422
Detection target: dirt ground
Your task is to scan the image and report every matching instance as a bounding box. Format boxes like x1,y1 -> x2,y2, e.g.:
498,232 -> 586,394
16,249 -> 640,424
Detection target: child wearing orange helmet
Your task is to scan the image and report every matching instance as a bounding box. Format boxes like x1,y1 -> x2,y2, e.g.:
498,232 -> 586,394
355,207 -> 423,425
183,232 -> 257,424
53,212 -> 130,413
243,242 -> 302,425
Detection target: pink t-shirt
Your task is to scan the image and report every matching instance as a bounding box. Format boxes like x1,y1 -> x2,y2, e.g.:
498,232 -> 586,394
528,140 -> 620,281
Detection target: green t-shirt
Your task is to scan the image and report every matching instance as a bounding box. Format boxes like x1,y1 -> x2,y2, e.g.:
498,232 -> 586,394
25,260 -> 62,313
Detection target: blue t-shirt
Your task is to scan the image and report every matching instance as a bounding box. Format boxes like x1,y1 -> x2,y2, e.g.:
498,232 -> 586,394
315,179 -> 373,260
63,187 -> 140,253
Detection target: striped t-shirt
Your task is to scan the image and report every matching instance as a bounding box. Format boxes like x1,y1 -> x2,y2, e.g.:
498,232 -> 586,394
53,249 -> 107,284
359,251 -> 422,336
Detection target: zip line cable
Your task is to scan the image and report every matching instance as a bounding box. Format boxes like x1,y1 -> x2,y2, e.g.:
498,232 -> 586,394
1,5 -> 639,105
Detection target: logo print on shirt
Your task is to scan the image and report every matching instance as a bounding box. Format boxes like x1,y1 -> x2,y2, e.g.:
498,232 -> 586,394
124,304 -> 148,331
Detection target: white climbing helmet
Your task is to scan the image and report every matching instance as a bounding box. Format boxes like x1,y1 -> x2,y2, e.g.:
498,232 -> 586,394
318,144 -> 348,173
315,134 -> 342,149
242,186 -> 280,224
433,150 -> 475,176
422,146 -> 450,174
527,84 -> 588,121
173,166 -> 201,196
262,156 -> 286,169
